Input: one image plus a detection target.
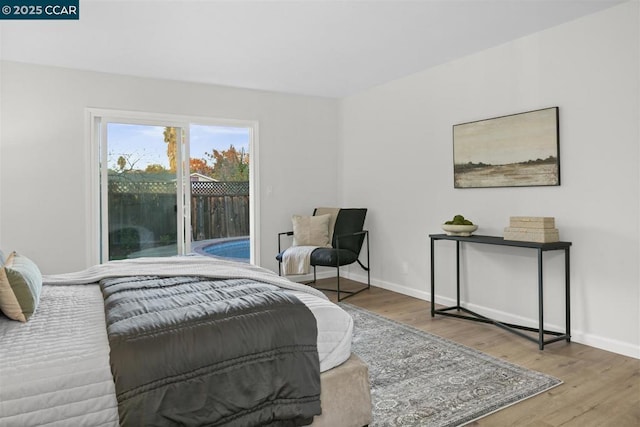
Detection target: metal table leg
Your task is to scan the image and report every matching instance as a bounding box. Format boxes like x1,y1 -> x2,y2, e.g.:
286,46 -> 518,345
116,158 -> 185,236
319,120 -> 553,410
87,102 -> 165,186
538,248 -> 544,350
430,238 -> 435,317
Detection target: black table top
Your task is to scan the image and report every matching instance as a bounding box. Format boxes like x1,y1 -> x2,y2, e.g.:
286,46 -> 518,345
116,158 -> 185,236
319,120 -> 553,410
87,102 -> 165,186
429,233 -> 572,250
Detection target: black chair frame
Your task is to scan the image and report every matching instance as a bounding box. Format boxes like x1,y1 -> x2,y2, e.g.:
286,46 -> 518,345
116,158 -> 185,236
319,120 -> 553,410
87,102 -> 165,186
278,229 -> 370,302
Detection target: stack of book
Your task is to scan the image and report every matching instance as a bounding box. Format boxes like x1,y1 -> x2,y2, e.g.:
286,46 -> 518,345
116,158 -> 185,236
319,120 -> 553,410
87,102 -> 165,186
503,216 -> 559,243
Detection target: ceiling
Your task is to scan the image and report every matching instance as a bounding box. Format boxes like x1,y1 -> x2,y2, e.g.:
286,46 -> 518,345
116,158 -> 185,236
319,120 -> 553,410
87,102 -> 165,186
0,0 -> 627,98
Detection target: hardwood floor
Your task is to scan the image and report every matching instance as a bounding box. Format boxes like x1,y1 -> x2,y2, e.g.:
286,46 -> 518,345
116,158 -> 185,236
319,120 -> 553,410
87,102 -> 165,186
317,278 -> 640,427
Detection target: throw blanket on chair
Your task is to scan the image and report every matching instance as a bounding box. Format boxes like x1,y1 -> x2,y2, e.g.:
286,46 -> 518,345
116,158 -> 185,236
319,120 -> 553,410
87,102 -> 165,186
282,207 -> 340,275
282,245 -> 318,275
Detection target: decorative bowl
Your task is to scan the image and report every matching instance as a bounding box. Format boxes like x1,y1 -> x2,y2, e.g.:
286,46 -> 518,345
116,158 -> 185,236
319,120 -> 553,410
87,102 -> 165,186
441,224 -> 478,236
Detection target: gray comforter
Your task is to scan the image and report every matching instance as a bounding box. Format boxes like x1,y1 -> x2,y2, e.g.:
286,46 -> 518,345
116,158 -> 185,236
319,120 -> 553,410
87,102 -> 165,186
100,275 -> 321,426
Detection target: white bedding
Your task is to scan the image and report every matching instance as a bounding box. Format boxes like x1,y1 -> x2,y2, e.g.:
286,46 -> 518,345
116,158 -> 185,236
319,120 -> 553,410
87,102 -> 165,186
0,257 -> 353,426
0,285 -> 119,427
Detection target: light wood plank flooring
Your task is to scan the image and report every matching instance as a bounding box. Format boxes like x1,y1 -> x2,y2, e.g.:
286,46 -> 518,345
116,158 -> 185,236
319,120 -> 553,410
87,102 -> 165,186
316,278 -> 640,427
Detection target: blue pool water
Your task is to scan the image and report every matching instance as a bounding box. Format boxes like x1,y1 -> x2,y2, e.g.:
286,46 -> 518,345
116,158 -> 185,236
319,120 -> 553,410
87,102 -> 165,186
202,239 -> 250,261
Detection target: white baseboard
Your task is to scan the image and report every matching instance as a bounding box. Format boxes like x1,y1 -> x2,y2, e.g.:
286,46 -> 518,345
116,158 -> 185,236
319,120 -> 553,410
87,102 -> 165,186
346,271 -> 430,301
342,271 -> 640,360
569,332 -> 640,359
283,270 -> 335,283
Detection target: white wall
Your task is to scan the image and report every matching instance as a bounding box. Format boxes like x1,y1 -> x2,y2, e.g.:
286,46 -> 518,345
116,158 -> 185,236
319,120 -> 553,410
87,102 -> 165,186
340,1 -> 639,358
0,62 -> 340,274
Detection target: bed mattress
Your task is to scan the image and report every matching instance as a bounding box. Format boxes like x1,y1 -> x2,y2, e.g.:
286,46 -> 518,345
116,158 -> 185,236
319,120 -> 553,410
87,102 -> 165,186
0,258 -> 353,426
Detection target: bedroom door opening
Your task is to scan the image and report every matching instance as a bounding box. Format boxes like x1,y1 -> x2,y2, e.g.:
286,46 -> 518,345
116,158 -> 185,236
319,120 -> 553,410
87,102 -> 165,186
91,111 -> 257,265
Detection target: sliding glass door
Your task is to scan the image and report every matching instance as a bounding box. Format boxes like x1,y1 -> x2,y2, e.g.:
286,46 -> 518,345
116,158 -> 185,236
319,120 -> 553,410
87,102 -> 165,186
91,110 -> 256,264
102,122 -> 188,260
189,125 -> 251,261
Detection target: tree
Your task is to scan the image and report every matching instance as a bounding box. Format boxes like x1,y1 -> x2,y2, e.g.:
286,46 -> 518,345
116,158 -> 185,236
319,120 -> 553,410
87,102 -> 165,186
190,158 -> 214,176
113,153 -> 141,173
163,127 -> 249,180
205,145 -> 249,181
145,164 -> 168,173
117,156 -> 126,171
163,127 -> 178,172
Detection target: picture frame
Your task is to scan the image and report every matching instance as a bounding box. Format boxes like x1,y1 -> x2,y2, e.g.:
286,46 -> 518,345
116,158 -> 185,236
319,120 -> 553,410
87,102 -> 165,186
453,107 -> 560,188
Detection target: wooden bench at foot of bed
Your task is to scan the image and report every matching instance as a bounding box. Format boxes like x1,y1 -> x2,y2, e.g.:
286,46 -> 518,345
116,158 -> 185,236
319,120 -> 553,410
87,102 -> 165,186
312,353 -> 373,427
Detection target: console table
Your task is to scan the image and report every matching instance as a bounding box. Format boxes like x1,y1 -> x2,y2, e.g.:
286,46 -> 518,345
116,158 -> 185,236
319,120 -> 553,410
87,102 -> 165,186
429,234 -> 572,350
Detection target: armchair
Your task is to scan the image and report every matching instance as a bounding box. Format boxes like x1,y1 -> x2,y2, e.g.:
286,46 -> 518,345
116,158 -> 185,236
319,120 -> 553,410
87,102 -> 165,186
276,208 -> 370,301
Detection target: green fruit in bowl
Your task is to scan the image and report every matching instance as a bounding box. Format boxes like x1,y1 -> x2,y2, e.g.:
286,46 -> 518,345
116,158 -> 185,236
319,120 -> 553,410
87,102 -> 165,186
445,214 -> 473,225
442,215 -> 478,236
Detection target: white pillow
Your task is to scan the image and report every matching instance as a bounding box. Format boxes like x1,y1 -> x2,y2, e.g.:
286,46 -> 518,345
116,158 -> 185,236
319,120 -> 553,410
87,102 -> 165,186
292,214 -> 332,247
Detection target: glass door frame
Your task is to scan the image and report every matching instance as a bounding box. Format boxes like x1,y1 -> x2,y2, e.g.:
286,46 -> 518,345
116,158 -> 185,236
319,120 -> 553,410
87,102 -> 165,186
86,108 -> 260,265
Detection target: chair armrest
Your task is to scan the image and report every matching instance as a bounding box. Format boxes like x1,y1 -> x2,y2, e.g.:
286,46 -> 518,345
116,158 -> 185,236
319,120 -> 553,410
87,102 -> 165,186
334,229 -> 368,242
278,231 -> 294,253
335,230 -> 368,252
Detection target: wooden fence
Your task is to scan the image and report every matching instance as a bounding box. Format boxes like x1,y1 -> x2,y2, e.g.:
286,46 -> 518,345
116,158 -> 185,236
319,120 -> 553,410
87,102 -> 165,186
108,180 -> 249,258
190,182 -> 250,240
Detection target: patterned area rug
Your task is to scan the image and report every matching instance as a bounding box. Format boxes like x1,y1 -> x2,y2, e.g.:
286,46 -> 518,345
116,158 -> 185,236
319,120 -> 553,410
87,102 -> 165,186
342,304 -> 562,427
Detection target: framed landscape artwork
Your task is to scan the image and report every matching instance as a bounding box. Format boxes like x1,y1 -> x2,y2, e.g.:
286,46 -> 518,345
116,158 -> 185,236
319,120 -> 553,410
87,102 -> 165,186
453,107 -> 560,188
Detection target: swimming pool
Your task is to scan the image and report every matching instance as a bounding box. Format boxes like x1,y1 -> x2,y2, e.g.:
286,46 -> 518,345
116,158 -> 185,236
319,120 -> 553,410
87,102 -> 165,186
200,238 -> 250,262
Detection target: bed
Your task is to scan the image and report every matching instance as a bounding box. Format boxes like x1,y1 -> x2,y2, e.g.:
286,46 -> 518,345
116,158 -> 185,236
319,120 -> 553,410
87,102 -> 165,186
0,255 -> 372,426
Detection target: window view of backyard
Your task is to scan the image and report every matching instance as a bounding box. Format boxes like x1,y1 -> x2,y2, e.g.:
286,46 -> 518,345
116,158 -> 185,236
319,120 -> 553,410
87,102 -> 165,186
106,123 -> 250,262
